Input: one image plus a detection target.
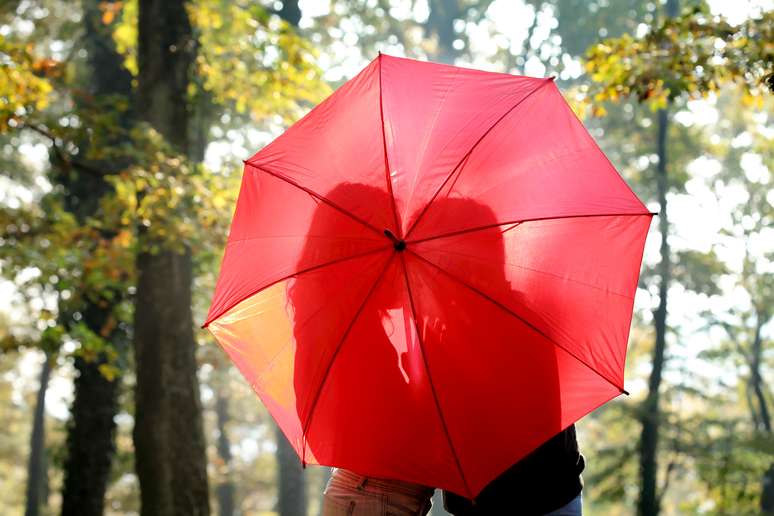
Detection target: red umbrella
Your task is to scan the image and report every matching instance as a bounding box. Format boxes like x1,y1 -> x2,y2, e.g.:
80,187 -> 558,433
203,54 -> 653,498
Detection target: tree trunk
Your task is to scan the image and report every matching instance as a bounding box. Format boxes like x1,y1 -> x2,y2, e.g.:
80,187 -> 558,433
637,104 -> 670,516
133,1 -> 209,514
60,2 -> 132,513
637,4 -> 678,513
136,0 -> 193,152
25,354 -> 52,516
215,388 -> 235,516
750,312 -> 771,433
751,309 -> 773,514
60,354 -> 122,516
277,0 -> 301,26
425,0 -> 461,64
762,464 -> 774,515
134,249 -> 209,515
275,426 -> 307,516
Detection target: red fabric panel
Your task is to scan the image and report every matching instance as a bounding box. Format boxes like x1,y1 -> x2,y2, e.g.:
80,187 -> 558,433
208,250 -> 392,460
409,82 -> 649,241
379,54 -> 544,236
248,58 -> 395,233
403,252 -> 621,496
205,174 -> 388,325
412,212 -> 653,386
306,255 -> 465,494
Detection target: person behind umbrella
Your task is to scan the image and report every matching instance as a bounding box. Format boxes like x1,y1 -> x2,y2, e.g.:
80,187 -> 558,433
289,182 -> 434,516
424,197 -> 586,516
442,429 -> 584,515
290,184 -> 583,515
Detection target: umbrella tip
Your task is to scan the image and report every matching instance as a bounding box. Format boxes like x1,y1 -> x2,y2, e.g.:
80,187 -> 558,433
548,75 -> 556,81
622,388 -> 630,396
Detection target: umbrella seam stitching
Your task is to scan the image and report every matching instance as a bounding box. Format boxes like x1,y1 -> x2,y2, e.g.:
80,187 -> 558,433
444,145 -> 601,203
416,78 -> 503,174
552,81 -> 650,213
250,300 -> 341,387
300,252 -> 397,466
399,253 -> 473,498
402,66 -> 461,230
407,212 -> 656,245
378,54 -> 402,237
225,234 -> 384,245
202,246 -> 391,327
403,77 -> 554,240
246,163 -> 386,238
406,249 -> 626,394
413,246 -> 635,300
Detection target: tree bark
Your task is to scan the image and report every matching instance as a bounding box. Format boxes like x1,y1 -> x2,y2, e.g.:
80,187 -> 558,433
25,354 -> 52,516
637,3 -> 678,511
750,311 -> 771,433
275,426 -> 307,516
762,464 -> 774,515
215,388 -> 235,516
60,2 -> 132,513
278,0 -> 301,27
425,0 -> 461,64
134,249 -> 209,515
60,353 -> 122,516
637,105 -> 670,516
136,0 -> 194,152
133,1 -> 209,514
751,308 -> 773,514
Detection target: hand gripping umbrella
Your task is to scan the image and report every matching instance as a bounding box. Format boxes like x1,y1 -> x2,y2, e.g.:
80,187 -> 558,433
203,54 -> 653,498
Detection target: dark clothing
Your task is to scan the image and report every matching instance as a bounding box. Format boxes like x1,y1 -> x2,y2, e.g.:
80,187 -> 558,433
444,425 -> 584,515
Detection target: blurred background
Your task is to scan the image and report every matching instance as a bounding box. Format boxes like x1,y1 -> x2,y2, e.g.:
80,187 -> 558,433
0,0 -> 772,515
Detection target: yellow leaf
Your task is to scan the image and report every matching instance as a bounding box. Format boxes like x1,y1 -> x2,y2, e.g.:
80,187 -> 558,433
98,363 -> 120,382
115,229 -> 132,248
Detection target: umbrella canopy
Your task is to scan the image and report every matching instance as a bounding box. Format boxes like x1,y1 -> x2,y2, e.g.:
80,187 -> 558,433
204,53 -> 653,498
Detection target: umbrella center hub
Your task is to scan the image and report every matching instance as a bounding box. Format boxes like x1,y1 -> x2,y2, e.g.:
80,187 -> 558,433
383,229 -> 407,252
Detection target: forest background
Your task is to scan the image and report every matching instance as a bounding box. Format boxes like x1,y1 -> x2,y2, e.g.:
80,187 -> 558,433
1,0 -> 773,515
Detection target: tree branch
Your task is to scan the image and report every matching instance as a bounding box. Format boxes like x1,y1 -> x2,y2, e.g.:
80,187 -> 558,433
21,122 -> 109,178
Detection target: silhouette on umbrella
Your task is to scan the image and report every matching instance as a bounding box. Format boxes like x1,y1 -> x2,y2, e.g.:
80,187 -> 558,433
286,182 -> 561,496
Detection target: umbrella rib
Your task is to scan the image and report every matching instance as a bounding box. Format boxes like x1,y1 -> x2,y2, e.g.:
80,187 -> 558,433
403,78 -> 554,240
414,246 -> 634,300
202,245 -> 391,327
300,253 -> 396,466
378,53 -> 402,237
406,249 -> 627,395
399,253 -> 473,498
246,163 -> 386,238
407,211 -> 657,245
